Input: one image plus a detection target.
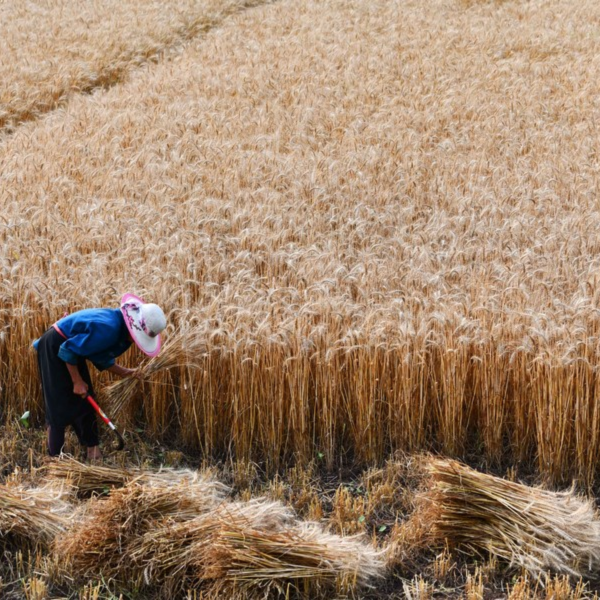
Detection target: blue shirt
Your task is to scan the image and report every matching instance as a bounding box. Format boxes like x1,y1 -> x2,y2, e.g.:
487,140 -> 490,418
33,308 -> 132,371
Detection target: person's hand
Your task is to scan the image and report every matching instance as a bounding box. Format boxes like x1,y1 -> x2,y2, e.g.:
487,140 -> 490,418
131,368 -> 145,381
73,380 -> 89,397
124,367 -> 144,381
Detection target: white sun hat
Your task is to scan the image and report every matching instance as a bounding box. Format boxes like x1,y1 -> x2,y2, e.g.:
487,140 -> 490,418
120,293 -> 166,357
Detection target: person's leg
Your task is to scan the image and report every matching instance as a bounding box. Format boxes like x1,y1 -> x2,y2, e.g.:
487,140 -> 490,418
72,404 -> 101,462
36,328 -> 76,455
47,424 -> 66,456
77,359 -> 101,461
87,445 -> 102,461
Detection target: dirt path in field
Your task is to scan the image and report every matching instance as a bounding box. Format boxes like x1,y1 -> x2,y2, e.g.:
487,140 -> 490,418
0,0 -> 277,137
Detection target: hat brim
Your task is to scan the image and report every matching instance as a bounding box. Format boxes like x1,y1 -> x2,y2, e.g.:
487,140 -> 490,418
120,293 -> 162,357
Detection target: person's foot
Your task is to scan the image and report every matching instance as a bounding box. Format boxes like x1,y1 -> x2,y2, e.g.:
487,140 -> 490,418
86,445 -> 103,463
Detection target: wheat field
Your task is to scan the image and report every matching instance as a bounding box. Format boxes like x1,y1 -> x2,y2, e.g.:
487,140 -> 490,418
0,0 -> 271,133
1,0 -> 600,488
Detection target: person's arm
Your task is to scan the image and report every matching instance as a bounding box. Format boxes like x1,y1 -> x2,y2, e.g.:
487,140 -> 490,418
106,363 -> 143,380
59,321 -> 124,374
66,363 -> 89,397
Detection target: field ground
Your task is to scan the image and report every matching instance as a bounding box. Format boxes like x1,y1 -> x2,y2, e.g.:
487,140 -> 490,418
2,426 -> 600,600
3,0 -> 600,596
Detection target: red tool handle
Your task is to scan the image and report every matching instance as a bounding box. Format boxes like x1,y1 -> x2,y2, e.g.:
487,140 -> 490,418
86,395 -> 125,451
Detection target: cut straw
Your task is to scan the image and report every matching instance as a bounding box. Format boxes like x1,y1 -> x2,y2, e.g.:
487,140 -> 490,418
0,482 -> 70,551
419,458 -> 600,579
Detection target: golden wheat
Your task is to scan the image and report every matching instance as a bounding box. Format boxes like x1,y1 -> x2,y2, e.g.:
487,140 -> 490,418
1,0 -> 600,485
0,0 -> 272,134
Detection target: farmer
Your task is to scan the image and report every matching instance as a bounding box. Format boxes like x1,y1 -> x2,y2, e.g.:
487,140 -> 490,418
33,293 -> 166,460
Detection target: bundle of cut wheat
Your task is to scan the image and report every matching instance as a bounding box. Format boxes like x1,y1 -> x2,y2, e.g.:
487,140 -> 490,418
0,483 -> 70,551
43,456 -> 134,497
130,515 -> 219,594
54,470 -> 228,583
420,458 -> 600,578
103,329 -> 207,416
130,499 -> 296,594
206,520 -> 385,595
131,498 -> 384,597
44,455 -> 221,498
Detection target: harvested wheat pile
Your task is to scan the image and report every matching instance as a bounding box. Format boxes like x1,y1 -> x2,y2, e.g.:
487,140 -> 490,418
130,499 -> 296,595
133,498 -> 384,597
55,470 -> 229,584
44,454 -> 223,498
57,478 -> 384,598
417,458 -> 600,579
205,519 -> 385,595
0,482 -> 70,551
43,456 -> 133,497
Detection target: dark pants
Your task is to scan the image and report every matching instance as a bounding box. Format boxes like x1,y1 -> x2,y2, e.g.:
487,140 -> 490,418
46,413 -> 99,456
36,328 -> 99,456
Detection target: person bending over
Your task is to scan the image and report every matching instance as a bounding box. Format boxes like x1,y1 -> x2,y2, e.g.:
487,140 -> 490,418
33,293 -> 166,461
